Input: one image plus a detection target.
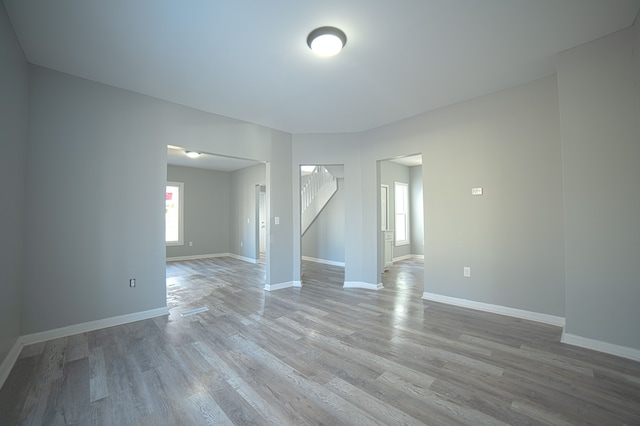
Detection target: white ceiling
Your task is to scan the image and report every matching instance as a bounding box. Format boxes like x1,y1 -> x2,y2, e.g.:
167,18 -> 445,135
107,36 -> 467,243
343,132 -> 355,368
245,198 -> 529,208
167,146 -> 262,172
391,155 -> 423,167
4,1 -> 640,134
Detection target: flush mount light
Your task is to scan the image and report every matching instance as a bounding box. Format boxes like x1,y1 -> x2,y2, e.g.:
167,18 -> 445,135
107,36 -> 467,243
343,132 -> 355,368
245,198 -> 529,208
185,151 -> 201,159
307,26 -> 347,57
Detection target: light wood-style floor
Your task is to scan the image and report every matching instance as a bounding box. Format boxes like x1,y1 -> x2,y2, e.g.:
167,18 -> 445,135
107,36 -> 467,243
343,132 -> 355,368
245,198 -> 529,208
2,257 -> 639,425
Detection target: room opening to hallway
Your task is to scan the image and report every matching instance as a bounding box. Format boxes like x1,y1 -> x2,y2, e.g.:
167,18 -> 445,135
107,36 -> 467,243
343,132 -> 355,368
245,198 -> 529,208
299,164 -> 345,285
165,145 -> 268,292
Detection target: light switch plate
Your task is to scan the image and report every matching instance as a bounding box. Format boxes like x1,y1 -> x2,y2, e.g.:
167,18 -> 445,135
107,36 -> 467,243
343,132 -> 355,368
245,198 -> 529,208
463,267 -> 471,277
471,187 -> 483,196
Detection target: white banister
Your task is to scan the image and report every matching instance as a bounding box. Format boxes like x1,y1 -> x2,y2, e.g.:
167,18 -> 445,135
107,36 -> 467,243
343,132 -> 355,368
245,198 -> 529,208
301,166 -> 338,235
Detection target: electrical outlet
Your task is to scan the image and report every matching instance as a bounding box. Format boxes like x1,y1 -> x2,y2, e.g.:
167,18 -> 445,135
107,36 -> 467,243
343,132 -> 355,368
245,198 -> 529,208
463,267 -> 471,278
129,278 -> 136,287
189,241 -> 193,247
240,241 -> 243,247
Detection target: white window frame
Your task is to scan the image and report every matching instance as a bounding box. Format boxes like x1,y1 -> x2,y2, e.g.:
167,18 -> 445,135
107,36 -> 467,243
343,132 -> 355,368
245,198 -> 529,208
166,182 -> 184,246
381,184 -> 389,231
394,181 -> 409,246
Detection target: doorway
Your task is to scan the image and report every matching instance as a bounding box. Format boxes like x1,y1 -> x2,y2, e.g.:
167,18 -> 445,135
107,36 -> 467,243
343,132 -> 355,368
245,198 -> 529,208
378,154 -> 424,276
299,164 -> 345,284
165,144 -> 267,274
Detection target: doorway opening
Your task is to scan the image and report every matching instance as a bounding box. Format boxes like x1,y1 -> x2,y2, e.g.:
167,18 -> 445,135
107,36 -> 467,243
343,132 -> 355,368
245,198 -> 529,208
299,164 -> 345,286
378,154 -> 424,279
165,145 -> 268,290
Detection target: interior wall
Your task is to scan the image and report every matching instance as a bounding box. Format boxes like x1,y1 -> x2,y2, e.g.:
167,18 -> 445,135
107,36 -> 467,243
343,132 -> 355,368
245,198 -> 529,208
22,65 -> 291,335
230,163 -> 266,260
557,25 -> 640,350
166,165 -> 231,258
266,130 -> 294,286
302,178 -> 345,264
0,2 -> 28,363
410,165 -> 424,256
361,75 -> 566,316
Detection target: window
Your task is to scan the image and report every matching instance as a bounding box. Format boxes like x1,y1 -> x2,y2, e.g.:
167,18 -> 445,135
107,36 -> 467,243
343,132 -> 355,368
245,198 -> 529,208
166,182 -> 184,246
395,182 -> 409,245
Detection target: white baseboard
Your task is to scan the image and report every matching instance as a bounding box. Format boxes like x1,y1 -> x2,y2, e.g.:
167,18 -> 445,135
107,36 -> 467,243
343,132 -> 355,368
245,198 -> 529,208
167,253 -> 258,264
421,292 -> 565,327
264,281 -> 297,291
344,281 -> 384,290
166,253 -> 229,262
561,332 -> 640,362
302,256 -> 345,267
19,307 -> 170,346
0,339 -> 23,389
0,307 -> 169,389
227,253 -> 258,264
392,254 -> 424,262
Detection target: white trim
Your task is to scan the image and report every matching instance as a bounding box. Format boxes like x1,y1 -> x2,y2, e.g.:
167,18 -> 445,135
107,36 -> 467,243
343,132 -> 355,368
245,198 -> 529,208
302,256 -> 345,267
166,253 -> 258,264
0,340 -> 23,389
394,181 -> 410,246
421,292 -> 565,327
293,281 -> 302,288
561,332 -> 640,362
393,254 -> 412,262
393,254 -> 422,262
344,281 -> 384,290
19,307 -> 169,346
1,307 -> 169,389
166,253 -> 230,262
226,253 -> 258,264
264,281 -> 297,291
381,184 -> 389,231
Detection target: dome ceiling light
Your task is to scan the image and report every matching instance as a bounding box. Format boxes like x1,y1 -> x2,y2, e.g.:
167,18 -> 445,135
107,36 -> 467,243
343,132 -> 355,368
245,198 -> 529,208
185,151 -> 201,158
307,26 -> 347,57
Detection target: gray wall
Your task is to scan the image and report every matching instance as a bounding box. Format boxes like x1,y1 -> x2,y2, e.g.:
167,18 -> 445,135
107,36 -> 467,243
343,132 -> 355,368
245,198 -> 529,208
410,165 -> 424,256
0,2 -> 28,363
266,131 -> 294,286
369,76 -> 566,317
295,75 -> 566,317
230,163 -> 266,260
302,178 -> 345,263
21,65 -> 292,334
166,165 -> 231,258
380,161 -> 412,259
557,25 -> 640,349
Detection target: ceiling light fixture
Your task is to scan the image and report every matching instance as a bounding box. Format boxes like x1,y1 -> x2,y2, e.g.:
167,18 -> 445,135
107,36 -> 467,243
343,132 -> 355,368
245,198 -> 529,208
185,151 -> 201,159
307,26 -> 347,57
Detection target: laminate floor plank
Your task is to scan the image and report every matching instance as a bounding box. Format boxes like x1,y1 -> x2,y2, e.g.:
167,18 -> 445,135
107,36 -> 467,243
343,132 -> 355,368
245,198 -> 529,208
2,257 -> 640,425
0,355 -> 38,424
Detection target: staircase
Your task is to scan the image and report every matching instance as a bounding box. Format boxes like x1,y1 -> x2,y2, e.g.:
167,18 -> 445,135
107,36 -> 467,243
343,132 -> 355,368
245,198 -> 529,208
301,166 -> 338,235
